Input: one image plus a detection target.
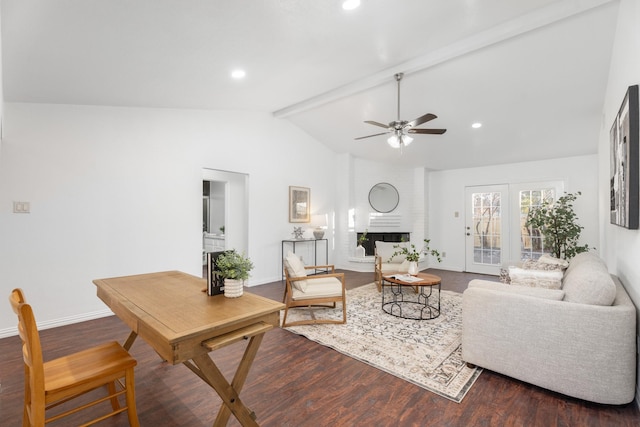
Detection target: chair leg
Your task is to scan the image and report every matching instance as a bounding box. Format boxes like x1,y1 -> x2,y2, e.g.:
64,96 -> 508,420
125,368 -> 140,427
107,381 -> 121,410
22,405 -> 29,427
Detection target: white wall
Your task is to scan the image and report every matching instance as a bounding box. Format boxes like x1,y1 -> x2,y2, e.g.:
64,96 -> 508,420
429,155 -> 599,272
0,102 -> 338,335
336,156 -> 431,271
598,0 -> 640,403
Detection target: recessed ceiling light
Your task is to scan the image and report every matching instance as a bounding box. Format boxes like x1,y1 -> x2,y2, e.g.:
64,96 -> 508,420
231,69 -> 246,79
471,122 -> 482,129
342,0 -> 361,11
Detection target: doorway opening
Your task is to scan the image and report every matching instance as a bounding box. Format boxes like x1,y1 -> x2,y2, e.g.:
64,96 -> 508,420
202,169 -> 249,269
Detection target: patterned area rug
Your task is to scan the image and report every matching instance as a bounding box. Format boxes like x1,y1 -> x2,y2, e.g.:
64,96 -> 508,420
282,283 -> 482,403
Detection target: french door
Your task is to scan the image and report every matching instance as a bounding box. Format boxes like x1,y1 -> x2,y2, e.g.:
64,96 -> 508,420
465,185 -> 509,275
464,182 -> 564,275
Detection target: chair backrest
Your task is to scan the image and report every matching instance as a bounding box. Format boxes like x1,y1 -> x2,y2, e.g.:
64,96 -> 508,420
9,289 -> 45,423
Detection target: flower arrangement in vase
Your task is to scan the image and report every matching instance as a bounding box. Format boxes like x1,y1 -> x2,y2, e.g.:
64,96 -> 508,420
355,229 -> 368,257
389,239 -> 442,275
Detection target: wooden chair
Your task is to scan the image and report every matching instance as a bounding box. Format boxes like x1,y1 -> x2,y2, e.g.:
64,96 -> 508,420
282,253 -> 347,327
9,288 -> 140,427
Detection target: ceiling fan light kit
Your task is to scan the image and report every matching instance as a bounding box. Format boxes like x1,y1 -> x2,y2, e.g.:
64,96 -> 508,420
356,72 -> 446,150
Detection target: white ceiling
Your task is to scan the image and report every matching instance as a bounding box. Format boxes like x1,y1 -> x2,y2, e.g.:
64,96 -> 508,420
1,0 -> 620,170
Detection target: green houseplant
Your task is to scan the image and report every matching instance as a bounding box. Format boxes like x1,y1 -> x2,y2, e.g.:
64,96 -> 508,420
390,239 -> 442,263
525,191 -> 591,260
357,229 -> 369,246
216,249 -> 253,280
215,250 -> 253,298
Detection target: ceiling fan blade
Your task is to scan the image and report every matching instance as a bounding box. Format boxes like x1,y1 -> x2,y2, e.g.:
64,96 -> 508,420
355,132 -> 390,140
364,120 -> 390,129
408,128 -> 447,135
406,113 -> 437,128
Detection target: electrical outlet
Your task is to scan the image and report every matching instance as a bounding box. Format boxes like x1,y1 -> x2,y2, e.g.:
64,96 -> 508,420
441,252 -> 446,258
13,201 -> 30,213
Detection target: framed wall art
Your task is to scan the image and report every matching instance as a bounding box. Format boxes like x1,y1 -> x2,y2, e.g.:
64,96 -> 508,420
610,84 -> 639,229
289,186 -> 310,223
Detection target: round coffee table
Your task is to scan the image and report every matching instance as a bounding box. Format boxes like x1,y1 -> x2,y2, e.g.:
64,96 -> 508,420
381,272 -> 441,320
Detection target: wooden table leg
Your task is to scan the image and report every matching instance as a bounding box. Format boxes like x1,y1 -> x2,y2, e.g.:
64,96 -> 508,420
123,331 -> 138,350
192,333 -> 265,427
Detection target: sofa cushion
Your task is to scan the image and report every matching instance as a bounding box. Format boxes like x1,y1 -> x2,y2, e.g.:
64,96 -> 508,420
468,280 -> 566,300
508,266 -> 564,290
375,240 -> 409,262
562,252 -> 616,306
537,254 -> 569,269
284,251 -> 308,292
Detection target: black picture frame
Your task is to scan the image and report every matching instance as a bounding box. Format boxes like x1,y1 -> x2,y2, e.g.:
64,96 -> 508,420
610,85 -> 639,229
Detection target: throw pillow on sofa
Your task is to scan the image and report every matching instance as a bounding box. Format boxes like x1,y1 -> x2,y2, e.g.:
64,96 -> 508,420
562,252 -> 616,306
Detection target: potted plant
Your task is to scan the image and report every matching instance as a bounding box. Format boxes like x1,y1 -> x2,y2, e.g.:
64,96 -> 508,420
525,191 -> 591,260
355,230 -> 368,257
390,239 -> 442,275
215,249 -> 254,297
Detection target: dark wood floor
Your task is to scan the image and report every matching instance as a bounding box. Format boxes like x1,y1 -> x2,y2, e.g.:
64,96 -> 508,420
1,269 -> 638,426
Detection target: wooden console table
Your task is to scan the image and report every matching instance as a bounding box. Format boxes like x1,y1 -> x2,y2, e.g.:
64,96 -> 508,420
93,270 -> 284,426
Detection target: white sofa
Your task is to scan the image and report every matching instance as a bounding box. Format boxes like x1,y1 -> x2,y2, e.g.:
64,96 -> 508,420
462,252 -> 637,404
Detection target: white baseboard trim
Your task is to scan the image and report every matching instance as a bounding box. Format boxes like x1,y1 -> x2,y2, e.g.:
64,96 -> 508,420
0,309 -> 114,339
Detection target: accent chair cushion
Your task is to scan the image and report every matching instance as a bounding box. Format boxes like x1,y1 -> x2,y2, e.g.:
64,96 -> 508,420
291,277 -> 343,300
284,251 -> 308,292
375,241 -> 408,263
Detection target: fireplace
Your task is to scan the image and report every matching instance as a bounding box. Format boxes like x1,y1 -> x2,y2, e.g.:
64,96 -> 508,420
356,232 -> 410,257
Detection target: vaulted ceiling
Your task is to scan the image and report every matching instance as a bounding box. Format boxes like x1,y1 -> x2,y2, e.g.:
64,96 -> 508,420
1,0 -> 619,169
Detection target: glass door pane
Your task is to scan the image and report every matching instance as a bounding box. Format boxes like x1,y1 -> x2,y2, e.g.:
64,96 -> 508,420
465,185 -> 509,275
519,188 -> 555,260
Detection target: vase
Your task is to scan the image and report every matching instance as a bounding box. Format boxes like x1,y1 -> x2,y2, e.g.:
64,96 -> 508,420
408,261 -> 419,276
355,245 -> 366,258
224,279 -> 244,298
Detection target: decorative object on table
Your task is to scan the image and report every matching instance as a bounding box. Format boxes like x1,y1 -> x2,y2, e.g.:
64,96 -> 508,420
215,249 -> 254,298
311,214 -> 327,239
289,186 -> 310,223
389,239 -> 442,275
355,229 -> 368,257
206,251 -> 226,296
525,191 -> 591,259
284,283 -> 481,403
610,84 -> 639,229
292,226 -> 304,239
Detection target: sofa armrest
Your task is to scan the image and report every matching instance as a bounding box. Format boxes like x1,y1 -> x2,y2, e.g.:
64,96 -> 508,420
462,279 -> 636,404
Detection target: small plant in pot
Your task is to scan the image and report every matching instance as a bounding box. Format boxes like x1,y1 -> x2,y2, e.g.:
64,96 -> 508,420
355,230 -> 368,257
390,239 -> 442,275
215,250 -> 253,298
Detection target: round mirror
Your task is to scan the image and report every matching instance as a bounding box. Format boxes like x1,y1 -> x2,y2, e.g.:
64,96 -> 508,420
368,182 -> 399,213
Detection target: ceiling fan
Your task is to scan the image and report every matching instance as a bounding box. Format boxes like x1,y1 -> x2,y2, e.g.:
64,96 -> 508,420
355,72 -> 446,148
